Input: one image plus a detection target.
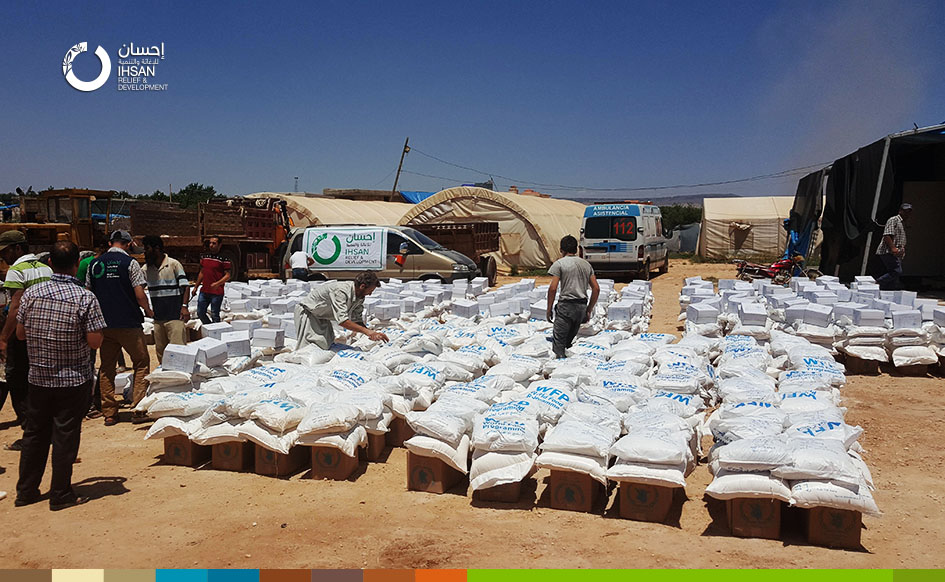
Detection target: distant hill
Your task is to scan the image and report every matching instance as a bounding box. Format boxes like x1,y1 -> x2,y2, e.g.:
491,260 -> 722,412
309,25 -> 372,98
558,192 -> 742,207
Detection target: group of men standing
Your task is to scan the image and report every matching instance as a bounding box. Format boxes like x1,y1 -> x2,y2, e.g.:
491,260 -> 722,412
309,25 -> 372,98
0,230 -> 231,510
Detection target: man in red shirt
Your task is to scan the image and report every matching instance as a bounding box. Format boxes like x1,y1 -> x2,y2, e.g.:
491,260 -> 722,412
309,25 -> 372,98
194,236 -> 231,324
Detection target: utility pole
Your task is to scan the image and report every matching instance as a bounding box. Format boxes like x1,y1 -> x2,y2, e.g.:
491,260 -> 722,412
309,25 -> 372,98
294,177 -> 299,193
391,137 -> 410,199
169,183 -> 172,203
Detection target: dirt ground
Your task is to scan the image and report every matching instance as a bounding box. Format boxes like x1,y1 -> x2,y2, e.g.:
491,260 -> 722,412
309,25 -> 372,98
2,259 -> 944,569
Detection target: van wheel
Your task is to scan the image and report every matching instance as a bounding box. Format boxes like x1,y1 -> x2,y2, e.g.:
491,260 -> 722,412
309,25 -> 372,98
640,260 -> 651,281
658,258 -> 668,274
479,255 -> 498,287
308,273 -> 327,282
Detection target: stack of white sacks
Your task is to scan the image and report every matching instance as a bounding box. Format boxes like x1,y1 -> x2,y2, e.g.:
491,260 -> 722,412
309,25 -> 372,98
139,276 -> 662,475
679,275 -> 943,369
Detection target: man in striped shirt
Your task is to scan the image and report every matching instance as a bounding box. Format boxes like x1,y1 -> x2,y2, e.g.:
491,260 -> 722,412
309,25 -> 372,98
0,230 -> 52,449
143,236 -> 191,365
195,236 -> 231,324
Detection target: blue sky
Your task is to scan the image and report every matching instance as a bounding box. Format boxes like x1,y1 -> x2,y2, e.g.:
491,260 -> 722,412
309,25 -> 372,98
2,1 -> 943,199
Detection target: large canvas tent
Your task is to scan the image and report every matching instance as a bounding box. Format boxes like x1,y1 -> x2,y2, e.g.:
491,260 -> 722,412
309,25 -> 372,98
697,196 -> 795,259
398,186 -> 586,272
791,123 -> 945,280
245,193 -> 413,227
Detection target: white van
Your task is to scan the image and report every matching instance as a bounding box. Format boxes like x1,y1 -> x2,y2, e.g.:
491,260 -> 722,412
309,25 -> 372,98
283,225 -> 479,282
579,203 -> 669,279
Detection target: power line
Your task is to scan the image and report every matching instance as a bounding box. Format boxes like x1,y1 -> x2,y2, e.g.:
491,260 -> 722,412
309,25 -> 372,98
408,146 -> 829,192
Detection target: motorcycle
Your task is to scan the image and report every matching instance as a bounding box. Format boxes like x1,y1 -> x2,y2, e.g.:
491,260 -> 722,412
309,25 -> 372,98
733,255 -> 821,285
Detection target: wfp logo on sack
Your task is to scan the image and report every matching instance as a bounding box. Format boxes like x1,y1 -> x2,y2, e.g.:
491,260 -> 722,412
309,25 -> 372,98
407,364 -> 438,379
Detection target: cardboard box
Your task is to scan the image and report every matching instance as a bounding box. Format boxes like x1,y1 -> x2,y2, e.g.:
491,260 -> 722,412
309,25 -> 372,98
913,298 -> 939,321
811,291 -> 839,305
803,303 -> 833,327
211,441 -> 254,472
229,299 -> 251,312
253,327 -> 286,348
728,498 -> 781,539
737,302 -> 768,327
687,302 -> 720,325
190,337 -> 229,368
365,433 -> 387,462
879,290 -> 895,302
892,309 -> 922,330
771,295 -> 803,310
201,322 -> 233,341
310,445 -> 361,480
683,276 -> 705,285
934,306 -> 945,326
374,303 -> 401,321
221,331 -> 252,357
406,451 -> 464,494
469,277 -> 488,295
806,506 -> 862,549
452,299 -> 479,318
529,301 -> 548,321
855,284 -> 881,298
870,299 -> 895,317
854,275 -> 876,284
853,308 -> 886,327
254,445 -> 309,477
489,301 -> 511,317
231,319 -> 262,333
474,480 -> 524,503
477,295 -> 496,311
618,482 -> 675,523
269,299 -> 293,315
548,470 -> 600,513
608,301 -> 641,321
254,297 -> 272,310
832,302 -> 867,322
386,416 -> 415,448
163,435 -> 210,467
717,279 -> 738,290
893,290 -> 917,307
161,344 -> 199,373
784,302 -> 810,323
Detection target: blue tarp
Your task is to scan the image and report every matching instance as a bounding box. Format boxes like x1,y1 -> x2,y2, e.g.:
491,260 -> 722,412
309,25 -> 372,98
93,213 -> 129,220
399,191 -> 435,204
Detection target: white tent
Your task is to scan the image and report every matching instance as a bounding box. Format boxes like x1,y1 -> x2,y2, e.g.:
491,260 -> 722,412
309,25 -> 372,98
245,193 -> 412,227
398,186 -> 586,273
697,196 -> 795,260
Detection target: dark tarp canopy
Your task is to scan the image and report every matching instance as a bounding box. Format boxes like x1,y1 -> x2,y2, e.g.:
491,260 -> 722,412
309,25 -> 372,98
793,124 -> 945,281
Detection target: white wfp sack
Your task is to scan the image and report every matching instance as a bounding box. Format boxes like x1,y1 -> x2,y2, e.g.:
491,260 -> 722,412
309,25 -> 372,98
191,420 -> 244,445
579,379 -> 650,412
839,344 -> 889,362
365,346 -> 420,371
610,427 -> 692,465
320,363 -> 380,391
512,336 -> 551,359
469,449 -> 537,491
710,435 -> 792,472
595,359 -> 649,379
790,480 -> 881,516
891,346 -> 938,367
248,398 -> 308,433
237,363 -> 307,386
676,333 -> 719,357
147,392 -> 221,418
716,348 -> 771,378
144,415 -> 202,440
536,450 -> 608,485
365,411 -> 394,435
145,368 -> 195,391
606,461 -> 688,488
779,389 -> 840,414
610,340 -> 655,366
771,438 -> 864,486
405,433 -> 470,473
540,420 -> 617,458
235,420 -> 298,455
523,380 -> 574,423
296,425 -> 368,458
296,402 -> 362,436
223,350 -> 264,375
425,359 -> 475,383
558,401 -> 622,437
442,380 -> 503,404
705,470 -> 792,501
274,344 -> 334,366
777,369 -> 835,393
640,391 -> 704,418
716,401 -> 788,426
443,328 -> 479,349
471,413 -> 540,453
710,416 -> 786,446
327,389 -> 388,421
546,358 -> 600,386
794,356 -> 846,386
398,362 -> 447,391
406,393 -> 488,445
786,411 -> 863,449
623,409 -> 693,434
486,354 -> 542,383
438,350 -> 487,374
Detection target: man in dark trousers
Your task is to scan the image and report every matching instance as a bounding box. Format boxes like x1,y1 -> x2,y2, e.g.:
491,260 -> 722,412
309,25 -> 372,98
546,235 -> 599,359
15,241 -> 106,510
875,203 -> 912,290
195,235 -> 231,324
0,230 -> 53,450
86,230 -> 153,426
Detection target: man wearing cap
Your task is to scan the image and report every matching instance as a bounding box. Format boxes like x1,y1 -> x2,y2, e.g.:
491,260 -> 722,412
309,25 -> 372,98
0,230 -> 52,450
86,230 -> 153,425
876,203 -> 912,290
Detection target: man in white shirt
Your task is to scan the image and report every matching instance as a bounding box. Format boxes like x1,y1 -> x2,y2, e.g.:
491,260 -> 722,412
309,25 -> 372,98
290,249 -> 314,281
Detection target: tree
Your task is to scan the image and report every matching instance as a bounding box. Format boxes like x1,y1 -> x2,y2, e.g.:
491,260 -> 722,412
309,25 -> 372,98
659,204 -> 702,232
173,183 -> 224,208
